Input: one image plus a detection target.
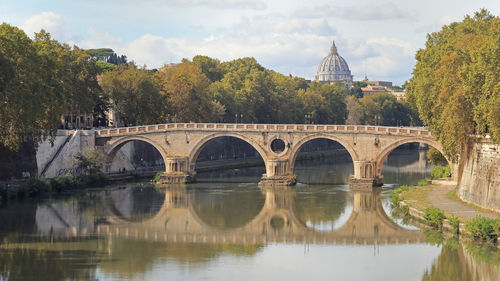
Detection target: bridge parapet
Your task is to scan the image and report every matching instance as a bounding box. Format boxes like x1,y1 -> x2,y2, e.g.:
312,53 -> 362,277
95,123 -> 432,138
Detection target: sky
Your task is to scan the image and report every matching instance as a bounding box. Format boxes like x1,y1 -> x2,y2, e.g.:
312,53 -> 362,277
1,0 -> 499,85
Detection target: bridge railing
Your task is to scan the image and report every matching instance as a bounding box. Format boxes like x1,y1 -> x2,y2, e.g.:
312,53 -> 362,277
95,123 -> 432,137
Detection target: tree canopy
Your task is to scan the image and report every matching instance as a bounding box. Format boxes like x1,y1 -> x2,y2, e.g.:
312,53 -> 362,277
407,9 -> 500,158
0,24 -> 102,150
100,63 -> 164,126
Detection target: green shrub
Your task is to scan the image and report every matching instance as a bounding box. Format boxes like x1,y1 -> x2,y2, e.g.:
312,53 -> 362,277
447,215 -> 460,234
493,220 -> 500,237
466,216 -> 498,241
390,193 -> 401,206
400,205 -> 409,216
154,172 -> 163,182
21,178 -> 51,197
390,185 -> 409,206
50,173 -> 81,192
396,185 -> 409,193
424,207 -> 446,230
417,179 -> 430,186
431,165 -> 450,179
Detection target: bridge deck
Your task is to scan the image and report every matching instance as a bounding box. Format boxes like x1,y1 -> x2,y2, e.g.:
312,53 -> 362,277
95,123 -> 431,138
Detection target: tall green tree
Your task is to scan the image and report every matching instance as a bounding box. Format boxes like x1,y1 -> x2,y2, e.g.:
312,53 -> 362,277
191,55 -> 224,82
33,30 -> 102,121
209,58 -> 270,123
0,24 -> 55,149
358,92 -> 413,126
100,63 -> 165,126
407,9 -> 500,158
299,82 -> 348,124
156,62 -> 223,122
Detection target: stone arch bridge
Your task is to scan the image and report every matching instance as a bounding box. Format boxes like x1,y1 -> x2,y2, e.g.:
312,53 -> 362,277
94,123 -> 456,186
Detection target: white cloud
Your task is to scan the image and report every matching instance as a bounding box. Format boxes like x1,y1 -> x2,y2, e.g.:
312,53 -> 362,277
414,15 -> 460,34
272,18 -> 336,36
170,0 -> 267,10
87,27 -> 123,46
296,2 -> 417,21
344,37 -> 415,84
438,15 -> 458,25
21,11 -> 67,40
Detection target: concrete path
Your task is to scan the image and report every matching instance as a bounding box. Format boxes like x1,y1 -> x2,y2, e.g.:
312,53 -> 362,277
427,185 -> 499,220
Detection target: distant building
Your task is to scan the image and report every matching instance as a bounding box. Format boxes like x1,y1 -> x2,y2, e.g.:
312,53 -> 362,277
360,85 -> 390,96
61,113 -> 94,129
315,41 -> 353,85
366,80 -> 392,88
360,77 -> 406,100
391,91 -> 406,101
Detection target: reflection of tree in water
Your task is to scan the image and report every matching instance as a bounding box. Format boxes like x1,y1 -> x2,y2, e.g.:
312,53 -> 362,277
193,186 -> 265,229
97,238 -> 263,278
294,187 -> 347,226
0,203 -> 37,240
0,242 -> 99,281
421,239 -> 500,281
421,239 -> 469,281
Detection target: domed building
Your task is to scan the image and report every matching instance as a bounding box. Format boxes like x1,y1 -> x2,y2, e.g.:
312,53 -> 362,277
315,40 -> 353,84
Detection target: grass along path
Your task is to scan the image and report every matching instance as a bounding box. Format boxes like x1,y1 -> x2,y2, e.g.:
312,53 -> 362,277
401,184 -> 499,222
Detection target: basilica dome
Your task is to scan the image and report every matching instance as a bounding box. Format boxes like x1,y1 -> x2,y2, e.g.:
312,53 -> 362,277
315,41 -> 352,82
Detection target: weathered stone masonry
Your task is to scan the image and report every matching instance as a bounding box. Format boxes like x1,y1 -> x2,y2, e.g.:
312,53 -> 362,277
458,138 -> 500,212
94,123 -> 455,187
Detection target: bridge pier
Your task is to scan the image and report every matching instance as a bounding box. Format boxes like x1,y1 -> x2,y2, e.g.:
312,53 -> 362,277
349,161 -> 381,189
259,159 -> 297,186
156,157 -> 195,184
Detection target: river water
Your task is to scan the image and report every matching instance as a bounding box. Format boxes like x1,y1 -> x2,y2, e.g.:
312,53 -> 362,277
1,149 -> 499,281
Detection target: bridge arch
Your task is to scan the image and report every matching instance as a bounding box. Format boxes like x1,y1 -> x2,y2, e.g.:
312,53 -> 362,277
375,137 -> 450,177
188,132 -> 269,170
288,134 -> 358,173
104,135 -> 169,169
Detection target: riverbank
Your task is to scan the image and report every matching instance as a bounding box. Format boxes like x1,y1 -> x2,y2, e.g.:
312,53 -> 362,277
394,180 -> 500,245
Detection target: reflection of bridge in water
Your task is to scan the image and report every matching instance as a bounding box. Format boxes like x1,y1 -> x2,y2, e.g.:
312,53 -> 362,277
98,186 -> 424,245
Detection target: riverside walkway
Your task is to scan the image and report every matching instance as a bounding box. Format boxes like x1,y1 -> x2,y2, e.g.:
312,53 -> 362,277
427,185 -> 498,220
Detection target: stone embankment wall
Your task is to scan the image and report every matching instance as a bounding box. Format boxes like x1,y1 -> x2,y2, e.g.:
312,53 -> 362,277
458,139 -> 500,212
36,130 -> 134,178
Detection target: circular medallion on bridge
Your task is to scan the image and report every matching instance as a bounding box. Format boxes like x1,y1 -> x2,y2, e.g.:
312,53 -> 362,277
270,138 -> 286,154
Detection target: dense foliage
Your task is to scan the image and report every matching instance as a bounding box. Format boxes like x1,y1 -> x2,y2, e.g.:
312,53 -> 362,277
0,24 -> 102,150
424,207 -> 446,230
466,216 -> 500,242
427,147 -> 448,166
99,63 -> 165,126
407,9 -> 500,159
431,165 -> 451,179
